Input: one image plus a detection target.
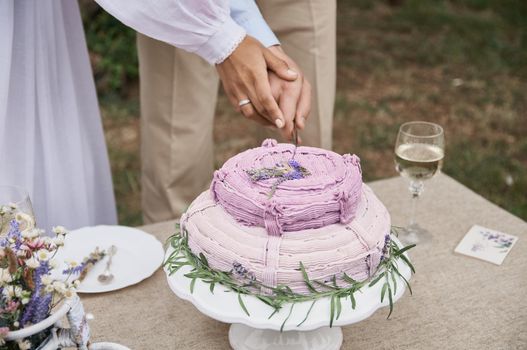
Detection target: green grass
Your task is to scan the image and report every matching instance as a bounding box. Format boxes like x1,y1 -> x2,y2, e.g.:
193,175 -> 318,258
333,0 -> 527,220
84,0 -> 527,225
99,95 -> 141,225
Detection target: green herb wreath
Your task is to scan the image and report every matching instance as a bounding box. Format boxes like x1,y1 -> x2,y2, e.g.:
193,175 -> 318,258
165,224 -> 415,331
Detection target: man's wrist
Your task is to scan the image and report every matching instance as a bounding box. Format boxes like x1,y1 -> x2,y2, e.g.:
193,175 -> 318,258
230,0 -> 280,48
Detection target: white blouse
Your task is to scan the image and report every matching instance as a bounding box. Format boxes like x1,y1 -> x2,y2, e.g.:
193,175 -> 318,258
94,0 -> 278,65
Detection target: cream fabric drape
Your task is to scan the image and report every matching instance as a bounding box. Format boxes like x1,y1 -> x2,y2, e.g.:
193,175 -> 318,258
0,0 -> 117,231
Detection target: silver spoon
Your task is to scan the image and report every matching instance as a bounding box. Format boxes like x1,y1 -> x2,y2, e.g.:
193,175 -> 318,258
97,245 -> 117,283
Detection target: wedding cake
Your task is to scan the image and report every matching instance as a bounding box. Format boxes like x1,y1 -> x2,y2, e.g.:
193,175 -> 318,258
180,139 -> 390,294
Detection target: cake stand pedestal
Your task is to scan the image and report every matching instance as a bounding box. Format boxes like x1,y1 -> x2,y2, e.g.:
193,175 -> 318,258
228,324 -> 343,350
165,236 -> 412,350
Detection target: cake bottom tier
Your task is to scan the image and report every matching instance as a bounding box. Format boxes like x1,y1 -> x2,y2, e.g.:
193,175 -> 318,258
181,185 -> 390,295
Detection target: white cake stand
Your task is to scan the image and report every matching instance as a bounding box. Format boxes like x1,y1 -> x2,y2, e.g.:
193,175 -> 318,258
164,236 -> 412,350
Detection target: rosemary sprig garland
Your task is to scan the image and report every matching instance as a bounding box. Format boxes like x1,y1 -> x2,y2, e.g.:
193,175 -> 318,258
164,224 -> 415,330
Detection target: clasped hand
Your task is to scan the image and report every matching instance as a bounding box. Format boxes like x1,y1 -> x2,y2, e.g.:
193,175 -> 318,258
216,36 -> 311,141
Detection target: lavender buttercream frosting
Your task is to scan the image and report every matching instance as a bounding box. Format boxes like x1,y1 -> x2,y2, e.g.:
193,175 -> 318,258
181,185 -> 390,294
211,139 -> 363,236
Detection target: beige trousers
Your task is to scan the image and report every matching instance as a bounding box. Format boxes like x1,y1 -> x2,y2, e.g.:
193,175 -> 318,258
137,0 -> 336,223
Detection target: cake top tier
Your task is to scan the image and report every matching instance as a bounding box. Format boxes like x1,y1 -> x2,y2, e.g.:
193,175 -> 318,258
210,139 -> 363,236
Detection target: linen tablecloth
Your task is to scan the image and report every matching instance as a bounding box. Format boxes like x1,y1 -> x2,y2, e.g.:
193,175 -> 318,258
82,174 -> 527,349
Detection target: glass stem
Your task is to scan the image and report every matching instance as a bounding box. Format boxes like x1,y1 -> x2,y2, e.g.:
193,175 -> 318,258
408,180 -> 424,227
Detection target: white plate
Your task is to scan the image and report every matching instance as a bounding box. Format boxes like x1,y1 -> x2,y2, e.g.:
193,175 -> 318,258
53,225 -> 164,293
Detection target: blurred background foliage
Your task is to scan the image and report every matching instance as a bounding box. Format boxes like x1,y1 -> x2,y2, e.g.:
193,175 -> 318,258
81,0 -> 138,96
80,0 -> 527,226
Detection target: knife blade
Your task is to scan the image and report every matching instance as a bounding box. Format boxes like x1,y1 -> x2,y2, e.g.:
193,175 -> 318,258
291,123 -> 299,160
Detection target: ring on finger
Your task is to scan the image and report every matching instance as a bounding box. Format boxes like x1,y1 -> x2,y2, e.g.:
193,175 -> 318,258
238,99 -> 251,107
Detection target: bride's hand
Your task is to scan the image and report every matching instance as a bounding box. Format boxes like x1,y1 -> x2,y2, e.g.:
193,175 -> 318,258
216,36 -> 298,131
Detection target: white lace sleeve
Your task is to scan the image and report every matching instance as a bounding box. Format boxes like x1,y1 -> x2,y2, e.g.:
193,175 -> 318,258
94,0 -> 247,64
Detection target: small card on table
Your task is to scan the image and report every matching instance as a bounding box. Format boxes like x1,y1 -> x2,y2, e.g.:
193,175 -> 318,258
455,225 -> 518,265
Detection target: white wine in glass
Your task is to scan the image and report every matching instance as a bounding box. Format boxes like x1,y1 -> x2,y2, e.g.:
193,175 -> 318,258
395,143 -> 444,181
395,122 -> 444,245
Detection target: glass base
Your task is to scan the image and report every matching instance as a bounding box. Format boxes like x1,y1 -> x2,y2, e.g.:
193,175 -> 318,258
398,223 -> 432,246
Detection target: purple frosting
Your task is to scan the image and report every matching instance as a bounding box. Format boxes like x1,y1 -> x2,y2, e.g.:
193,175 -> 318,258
211,139 -> 362,235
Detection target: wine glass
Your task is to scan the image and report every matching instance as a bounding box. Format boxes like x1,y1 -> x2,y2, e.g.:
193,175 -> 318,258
394,121 -> 444,245
0,185 -> 35,236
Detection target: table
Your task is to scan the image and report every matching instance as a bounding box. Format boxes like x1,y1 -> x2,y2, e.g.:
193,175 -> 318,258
81,174 -> 527,349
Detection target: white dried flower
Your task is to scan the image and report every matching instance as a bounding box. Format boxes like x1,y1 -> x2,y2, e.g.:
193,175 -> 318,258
36,249 -> 51,261
65,259 -> 78,268
25,257 -> 40,269
53,281 -> 67,294
3,286 -> 23,299
52,226 -> 67,235
0,205 -> 9,215
44,284 -> 54,293
0,269 -> 13,284
41,275 -> 53,286
15,212 -> 35,231
0,203 -> 16,216
52,235 -> 65,247
21,298 -> 30,305
21,228 -> 40,239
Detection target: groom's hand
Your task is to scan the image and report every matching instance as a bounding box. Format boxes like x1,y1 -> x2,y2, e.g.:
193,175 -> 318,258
216,36 -> 298,133
267,45 -> 311,141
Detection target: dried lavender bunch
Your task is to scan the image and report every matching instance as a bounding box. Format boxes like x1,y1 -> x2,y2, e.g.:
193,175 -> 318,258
246,159 -> 311,198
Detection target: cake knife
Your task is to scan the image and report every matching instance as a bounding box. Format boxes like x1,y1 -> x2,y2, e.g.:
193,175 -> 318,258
291,123 -> 299,160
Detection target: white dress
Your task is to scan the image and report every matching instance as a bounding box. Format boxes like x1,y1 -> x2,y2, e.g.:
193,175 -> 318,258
0,0 -> 117,231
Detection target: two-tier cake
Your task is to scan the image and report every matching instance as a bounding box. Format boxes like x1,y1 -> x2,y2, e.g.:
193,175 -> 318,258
180,139 -> 390,294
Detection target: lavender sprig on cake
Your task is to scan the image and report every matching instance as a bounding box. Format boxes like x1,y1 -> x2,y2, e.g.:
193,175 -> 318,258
245,159 -> 311,198
211,138 -> 363,236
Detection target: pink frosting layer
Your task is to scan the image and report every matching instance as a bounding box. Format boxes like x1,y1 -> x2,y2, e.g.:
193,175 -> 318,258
211,139 -> 363,236
181,185 -> 390,295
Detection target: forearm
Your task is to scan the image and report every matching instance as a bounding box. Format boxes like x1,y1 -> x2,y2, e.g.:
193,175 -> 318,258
230,0 -> 279,48
94,0 -> 246,64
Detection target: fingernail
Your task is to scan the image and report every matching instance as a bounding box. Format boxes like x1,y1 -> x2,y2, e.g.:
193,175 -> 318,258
275,119 -> 284,128
287,69 -> 297,76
